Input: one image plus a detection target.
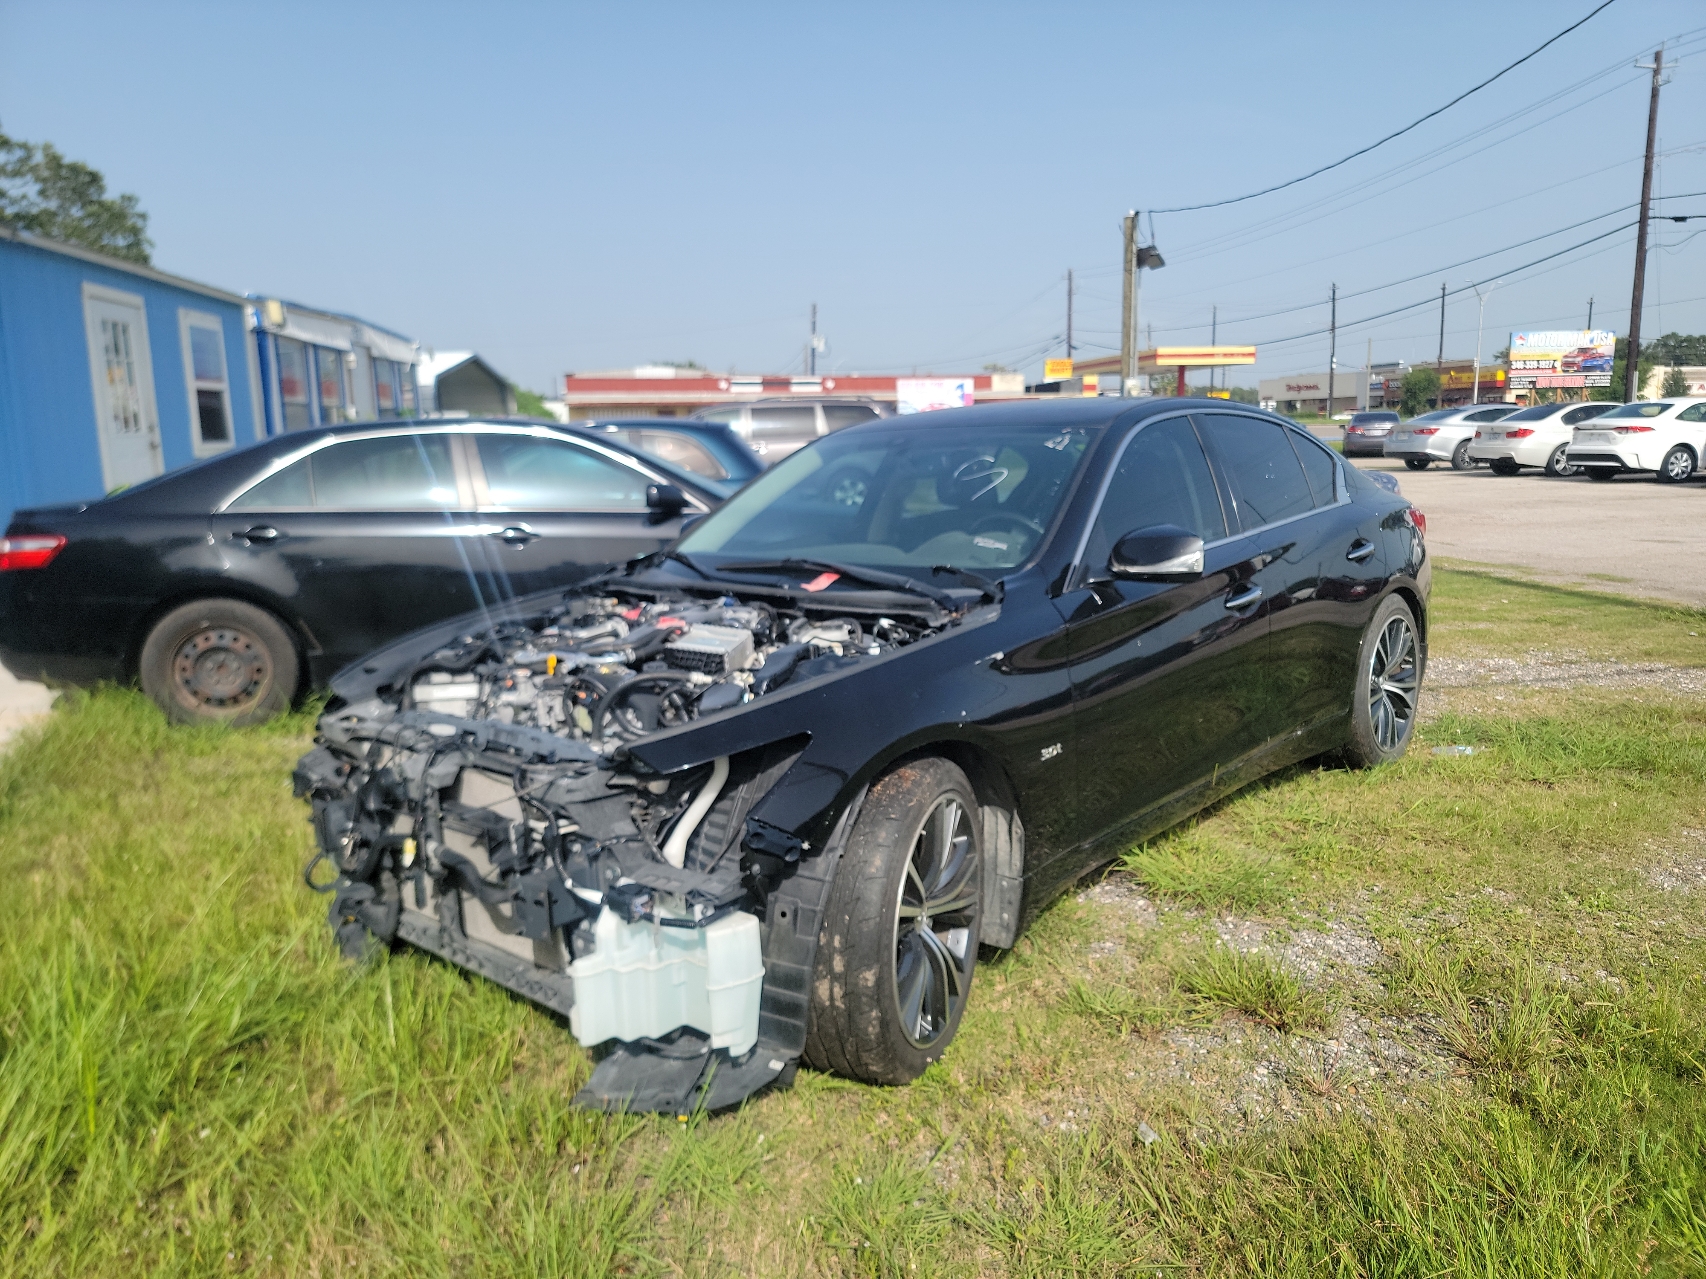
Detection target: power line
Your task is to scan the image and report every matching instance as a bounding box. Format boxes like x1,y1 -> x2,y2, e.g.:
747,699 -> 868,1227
1149,0 -> 1621,213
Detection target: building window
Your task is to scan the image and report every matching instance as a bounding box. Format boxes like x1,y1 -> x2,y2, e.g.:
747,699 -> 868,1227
373,357 -> 398,416
315,346 -> 347,424
275,337 -> 311,431
179,310 -> 233,454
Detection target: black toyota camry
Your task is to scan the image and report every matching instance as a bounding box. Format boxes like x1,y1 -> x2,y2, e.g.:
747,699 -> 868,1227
294,397 -> 1429,1112
0,418 -> 725,723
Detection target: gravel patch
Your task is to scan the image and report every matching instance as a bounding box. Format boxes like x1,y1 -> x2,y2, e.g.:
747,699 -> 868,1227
1211,916 -> 1383,988
1076,876 -> 1159,928
1427,652 -> 1706,694
1648,829 -> 1706,893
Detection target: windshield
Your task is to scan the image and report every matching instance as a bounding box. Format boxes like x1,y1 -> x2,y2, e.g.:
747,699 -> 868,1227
1601,402 -> 1671,418
1501,403 -> 1567,422
676,422 -> 1092,573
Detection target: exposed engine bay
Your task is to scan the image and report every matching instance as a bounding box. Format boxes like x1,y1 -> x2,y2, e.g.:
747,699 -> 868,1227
294,588 -> 950,1111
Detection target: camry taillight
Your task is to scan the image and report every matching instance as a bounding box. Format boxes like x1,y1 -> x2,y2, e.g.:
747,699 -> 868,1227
0,534 -> 67,570
1473,430 -> 1482,438
1407,508 -> 1426,538
1612,424 -> 1655,434
1507,428 -> 1535,439
1414,427 -> 1441,436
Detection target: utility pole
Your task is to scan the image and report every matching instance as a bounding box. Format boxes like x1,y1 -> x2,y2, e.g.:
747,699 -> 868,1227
1066,269 -> 1074,360
1326,284 -> 1337,421
1471,279 -> 1498,405
1436,282 -> 1447,373
1211,305 -> 1218,391
1120,212 -> 1137,388
1586,297 -> 1594,330
1626,48 -> 1664,401
808,303 -> 818,376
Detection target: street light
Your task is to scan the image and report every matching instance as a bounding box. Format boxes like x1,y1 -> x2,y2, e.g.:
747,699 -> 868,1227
1470,279 -> 1500,406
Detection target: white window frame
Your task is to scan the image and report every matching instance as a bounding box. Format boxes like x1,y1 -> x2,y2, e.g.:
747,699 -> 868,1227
178,308 -> 235,457
81,281 -> 162,490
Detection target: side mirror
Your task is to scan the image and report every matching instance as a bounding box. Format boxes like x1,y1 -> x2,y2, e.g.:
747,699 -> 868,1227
1108,524 -> 1204,580
646,483 -> 689,520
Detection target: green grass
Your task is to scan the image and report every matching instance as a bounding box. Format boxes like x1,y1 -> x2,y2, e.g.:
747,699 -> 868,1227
2,569 -> 1706,1275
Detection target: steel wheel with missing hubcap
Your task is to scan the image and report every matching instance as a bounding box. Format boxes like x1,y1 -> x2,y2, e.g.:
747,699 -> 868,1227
1366,612 -> 1419,753
140,597 -> 299,725
892,795 -> 979,1049
174,625 -> 271,711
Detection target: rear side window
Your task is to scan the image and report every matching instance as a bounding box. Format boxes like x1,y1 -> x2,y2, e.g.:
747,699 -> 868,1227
823,405 -> 879,430
1287,429 -> 1340,506
228,434 -> 458,510
1196,413 -> 1315,531
476,434 -> 649,509
1085,417 -> 1227,572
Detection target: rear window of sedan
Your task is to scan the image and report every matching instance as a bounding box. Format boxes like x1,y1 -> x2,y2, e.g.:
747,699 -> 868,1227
1349,412 -> 1398,424
1601,402 -> 1672,418
1500,403 -> 1569,421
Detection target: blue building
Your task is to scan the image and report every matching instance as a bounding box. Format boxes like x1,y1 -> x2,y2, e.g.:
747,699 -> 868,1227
247,297 -> 421,436
0,227 -> 264,522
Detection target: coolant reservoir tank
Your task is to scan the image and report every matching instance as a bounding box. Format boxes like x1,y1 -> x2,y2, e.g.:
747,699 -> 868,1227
568,908 -> 764,1056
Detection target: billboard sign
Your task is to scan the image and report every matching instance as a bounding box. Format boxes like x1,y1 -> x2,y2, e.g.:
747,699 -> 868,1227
1508,330 -> 1615,389
895,377 -> 974,414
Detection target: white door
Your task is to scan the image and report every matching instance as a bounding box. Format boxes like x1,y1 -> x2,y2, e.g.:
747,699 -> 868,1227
83,286 -> 163,490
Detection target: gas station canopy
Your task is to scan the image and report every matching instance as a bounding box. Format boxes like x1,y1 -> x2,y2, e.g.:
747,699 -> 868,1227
1137,346 -> 1257,396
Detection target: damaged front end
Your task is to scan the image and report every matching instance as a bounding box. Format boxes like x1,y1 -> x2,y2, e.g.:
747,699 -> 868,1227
294,589 -> 944,1112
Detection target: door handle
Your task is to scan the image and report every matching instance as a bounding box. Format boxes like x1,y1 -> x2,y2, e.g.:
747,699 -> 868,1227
1224,583 -> 1264,611
1346,538 -> 1376,563
492,525 -> 538,545
233,525 -> 280,544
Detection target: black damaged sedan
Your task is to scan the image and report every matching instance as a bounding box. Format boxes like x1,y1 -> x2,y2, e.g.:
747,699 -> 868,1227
297,398 -> 1429,1112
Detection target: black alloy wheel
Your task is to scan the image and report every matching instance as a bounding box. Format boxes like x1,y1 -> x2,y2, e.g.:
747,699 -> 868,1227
1450,439 -> 1475,471
1657,446 -> 1696,484
1586,468 -> 1618,482
140,597 -> 300,726
1404,458 -> 1432,471
1544,444 -> 1578,477
1343,595 -> 1421,768
805,758 -> 982,1084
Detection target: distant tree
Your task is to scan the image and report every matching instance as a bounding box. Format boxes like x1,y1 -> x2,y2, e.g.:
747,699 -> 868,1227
1662,365 -> 1690,396
0,126 -> 151,263
1399,367 -> 1440,417
1226,385 -> 1260,404
1648,332 -> 1706,365
510,385 -> 555,419
652,360 -> 706,370
982,362 -> 1013,373
1591,338 -> 1655,402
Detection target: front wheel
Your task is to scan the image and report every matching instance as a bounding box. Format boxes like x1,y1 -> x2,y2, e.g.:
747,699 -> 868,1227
140,597 -> 300,726
1544,444 -> 1578,477
1657,446 -> 1696,484
1342,596 -> 1421,768
1450,440 -> 1475,471
1404,458 -> 1432,471
804,758 -> 982,1084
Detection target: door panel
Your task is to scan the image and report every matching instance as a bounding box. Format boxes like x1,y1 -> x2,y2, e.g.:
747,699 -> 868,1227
467,432 -> 692,597
82,289 -> 163,490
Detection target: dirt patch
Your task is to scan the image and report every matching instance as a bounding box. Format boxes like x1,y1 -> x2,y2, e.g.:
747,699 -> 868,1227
1427,652 -> 1706,694
1648,829 -> 1706,893
1076,876 -> 1159,929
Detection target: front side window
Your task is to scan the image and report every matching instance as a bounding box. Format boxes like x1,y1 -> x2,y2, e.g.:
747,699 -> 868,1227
475,434 -> 650,510
1083,416 -> 1226,573
275,337 -> 310,431
180,311 -> 232,452
1195,413 -> 1314,531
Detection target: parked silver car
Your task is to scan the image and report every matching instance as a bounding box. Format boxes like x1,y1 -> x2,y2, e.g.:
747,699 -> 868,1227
1383,403 -> 1521,471
691,397 -> 890,462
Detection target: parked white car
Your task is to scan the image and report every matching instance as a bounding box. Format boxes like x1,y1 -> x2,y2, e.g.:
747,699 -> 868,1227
1466,400 -> 1618,476
1383,403 -> 1521,471
1565,398 -> 1706,483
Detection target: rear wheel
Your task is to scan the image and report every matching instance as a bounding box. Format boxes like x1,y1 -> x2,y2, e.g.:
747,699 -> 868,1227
140,598 -> 299,726
1490,459 -> 1522,476
804,758 -> 981,1084
1657,445 -> 1696,484
1404,458 -> 1431,471
1544,444 -> 1578,477
1450,440 -> 1475,471
1585,467 -> 1618,482
1342,596 -> 1421,769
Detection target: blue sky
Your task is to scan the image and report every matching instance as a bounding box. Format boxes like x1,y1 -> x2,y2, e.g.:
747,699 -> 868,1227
3,0 -> 1703,391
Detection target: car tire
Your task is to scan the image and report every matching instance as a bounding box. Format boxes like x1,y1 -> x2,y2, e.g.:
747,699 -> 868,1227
1657,445 -> 1696,484
1585,467 -> 1618,482
1450,440 -> 1475,471
140,598 -> 300,726
1342,595 -> 1421,769
804,758 -> 982,1085
1404,458 -> 1431,471
1544,444 -> 1578,477
1490,459 -> 1521,476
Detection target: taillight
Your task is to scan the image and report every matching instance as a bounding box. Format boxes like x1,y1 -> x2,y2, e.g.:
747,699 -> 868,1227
0,534 -> 67,570
1414,427 -> 1440,436
1407,508 -> 1427,538
1474,430 -> 1482,438
1507,428 -> 1535,439
1612,424 -> 1655,434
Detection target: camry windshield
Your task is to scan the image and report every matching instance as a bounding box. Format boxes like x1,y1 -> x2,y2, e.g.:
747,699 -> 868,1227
676,423 -> 1091,573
